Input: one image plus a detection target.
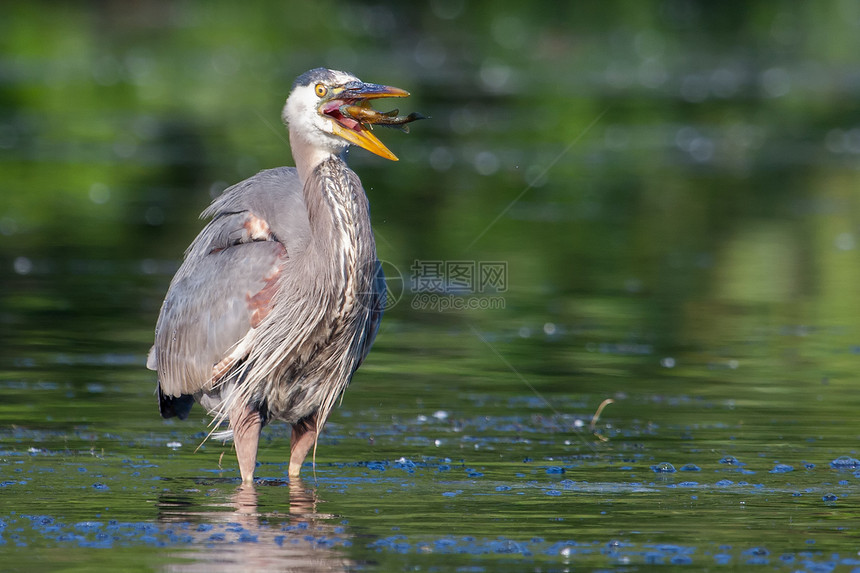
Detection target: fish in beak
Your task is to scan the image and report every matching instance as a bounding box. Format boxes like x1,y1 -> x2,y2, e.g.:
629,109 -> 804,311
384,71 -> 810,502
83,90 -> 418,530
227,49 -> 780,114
318,81 -> 423,161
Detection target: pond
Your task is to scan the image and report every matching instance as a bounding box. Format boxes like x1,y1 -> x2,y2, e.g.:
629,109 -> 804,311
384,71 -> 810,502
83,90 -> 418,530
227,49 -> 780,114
2,1 -> 860,571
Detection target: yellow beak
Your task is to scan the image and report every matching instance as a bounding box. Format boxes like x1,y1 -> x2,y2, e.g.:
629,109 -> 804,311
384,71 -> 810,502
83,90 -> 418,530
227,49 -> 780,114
332,122 -> 399,161
322,82 -> 410,161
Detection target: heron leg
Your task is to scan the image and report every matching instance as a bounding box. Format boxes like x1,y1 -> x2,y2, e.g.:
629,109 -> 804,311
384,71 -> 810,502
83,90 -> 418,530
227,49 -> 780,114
230,404 -> 262,484
289,414 -> 317,478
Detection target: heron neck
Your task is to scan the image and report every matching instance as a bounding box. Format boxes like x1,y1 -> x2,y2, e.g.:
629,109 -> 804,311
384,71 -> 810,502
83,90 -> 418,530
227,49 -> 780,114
290,130 -> 342,184
300,156 -> 375,285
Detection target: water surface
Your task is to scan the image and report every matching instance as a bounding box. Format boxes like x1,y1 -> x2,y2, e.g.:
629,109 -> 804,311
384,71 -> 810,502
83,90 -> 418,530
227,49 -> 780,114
2,1 -> 860,571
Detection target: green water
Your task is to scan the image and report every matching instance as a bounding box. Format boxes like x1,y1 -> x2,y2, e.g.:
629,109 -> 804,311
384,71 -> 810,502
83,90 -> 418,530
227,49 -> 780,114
2,1 -> 860,571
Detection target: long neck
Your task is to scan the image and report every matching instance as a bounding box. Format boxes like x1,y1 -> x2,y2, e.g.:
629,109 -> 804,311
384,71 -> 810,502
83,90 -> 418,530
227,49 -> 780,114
297,153 -> 377,320
290,129 -> 339,185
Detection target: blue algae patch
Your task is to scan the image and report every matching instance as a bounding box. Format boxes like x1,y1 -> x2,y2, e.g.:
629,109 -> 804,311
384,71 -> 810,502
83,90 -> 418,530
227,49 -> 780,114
744,547 -> 771,564
73,522 -> 103,533
770,464 -> 794,473
545,466 -> 565,474
679,464 -> 700,472
434,538 -> 457,550
644,552 -> 664,564
393,458 -> 417,472
369,535 -> 411,553
652,544 -> 686,553
715,479 -> 734,486
3,513 -> 858,571
822,493 -> 838,502
830,456 -> 860,469
744,547 -> 769,557
545,490 -> 562,496
495,485 -> 511,492
489,538 -> 530,555
442,490 -> 462,497
2,513 -> 352,553
651,462 -> 676,473
543,541 -> 578,556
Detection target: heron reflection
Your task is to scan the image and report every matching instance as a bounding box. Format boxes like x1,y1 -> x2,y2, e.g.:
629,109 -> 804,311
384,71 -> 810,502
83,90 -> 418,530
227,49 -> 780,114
159,480 -> 351,572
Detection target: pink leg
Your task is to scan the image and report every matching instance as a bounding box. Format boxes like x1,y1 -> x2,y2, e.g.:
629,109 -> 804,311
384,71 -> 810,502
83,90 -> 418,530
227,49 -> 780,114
230,404 -> 261,484
289,414 -> 317,478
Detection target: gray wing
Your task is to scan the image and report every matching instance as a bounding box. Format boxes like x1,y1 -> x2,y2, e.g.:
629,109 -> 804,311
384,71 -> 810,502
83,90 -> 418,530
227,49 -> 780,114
148,167 -> 309,410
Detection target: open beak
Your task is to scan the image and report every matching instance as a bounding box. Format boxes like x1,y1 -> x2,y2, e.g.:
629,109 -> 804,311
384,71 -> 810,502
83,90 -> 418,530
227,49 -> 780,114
319,82 -> 410,161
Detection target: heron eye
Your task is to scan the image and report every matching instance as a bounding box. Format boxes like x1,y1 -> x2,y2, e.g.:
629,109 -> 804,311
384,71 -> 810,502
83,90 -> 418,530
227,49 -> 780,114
315,83 -> 328,97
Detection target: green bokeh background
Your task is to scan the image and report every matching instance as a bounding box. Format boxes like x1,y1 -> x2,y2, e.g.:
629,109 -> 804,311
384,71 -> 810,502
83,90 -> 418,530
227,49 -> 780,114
2,1 -> 860,571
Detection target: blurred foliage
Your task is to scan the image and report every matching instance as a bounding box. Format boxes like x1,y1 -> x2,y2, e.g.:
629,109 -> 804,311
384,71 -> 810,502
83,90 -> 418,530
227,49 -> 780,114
1,0 -> 860,388
2,5 -> 860,567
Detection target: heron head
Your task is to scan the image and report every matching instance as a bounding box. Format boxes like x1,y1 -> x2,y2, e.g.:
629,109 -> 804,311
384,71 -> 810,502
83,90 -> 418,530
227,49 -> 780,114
283,68 -> 410,161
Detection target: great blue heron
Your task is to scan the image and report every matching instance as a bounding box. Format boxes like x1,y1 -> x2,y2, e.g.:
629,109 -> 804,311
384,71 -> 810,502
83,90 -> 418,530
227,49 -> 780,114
147,68 -> 419,483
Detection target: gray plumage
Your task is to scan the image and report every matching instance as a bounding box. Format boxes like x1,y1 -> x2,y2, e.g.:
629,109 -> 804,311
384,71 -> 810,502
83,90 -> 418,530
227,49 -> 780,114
146,68 -> 409,483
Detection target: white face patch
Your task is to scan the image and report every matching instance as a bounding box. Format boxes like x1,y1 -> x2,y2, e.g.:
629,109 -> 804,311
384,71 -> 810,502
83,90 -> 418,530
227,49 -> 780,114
282,70 -> 361,155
